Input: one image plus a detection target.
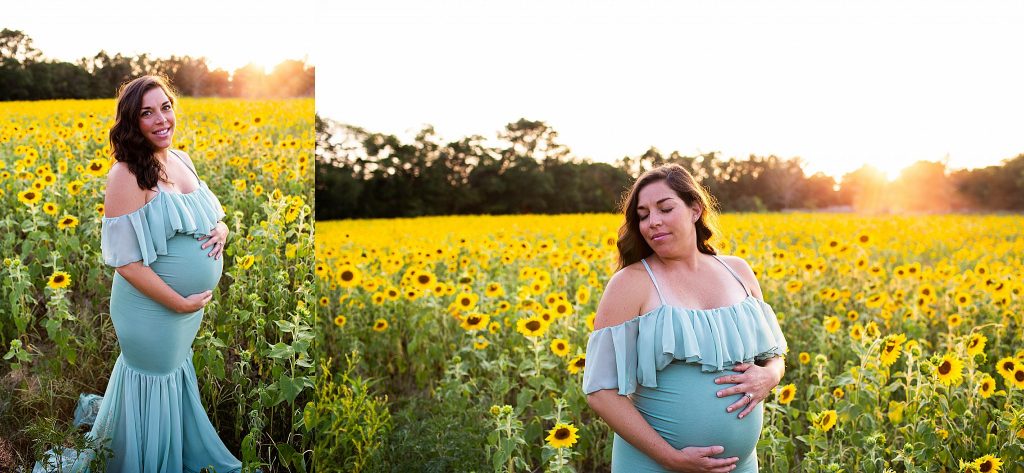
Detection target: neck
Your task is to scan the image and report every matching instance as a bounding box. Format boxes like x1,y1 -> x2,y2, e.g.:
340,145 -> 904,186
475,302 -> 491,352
653,245 -> 702,271
152,148 -> 169,163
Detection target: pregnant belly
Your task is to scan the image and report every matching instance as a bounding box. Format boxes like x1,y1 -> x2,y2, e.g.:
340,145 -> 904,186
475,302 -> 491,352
149,233 -> 223,295
631,361 -> 763,460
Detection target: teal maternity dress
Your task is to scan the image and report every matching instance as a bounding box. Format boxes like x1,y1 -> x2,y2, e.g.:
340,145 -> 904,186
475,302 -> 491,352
89,151 -> 242,473
582,256 -> 788,473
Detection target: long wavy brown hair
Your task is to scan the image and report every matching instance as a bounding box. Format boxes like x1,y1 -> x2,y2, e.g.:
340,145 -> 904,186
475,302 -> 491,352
108,75 -> 178,190
616,164 -> 720,270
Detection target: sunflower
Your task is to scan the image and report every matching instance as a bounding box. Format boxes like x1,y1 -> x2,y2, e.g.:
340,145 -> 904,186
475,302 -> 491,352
454,292 -> 479,311
336,264 -> 361,288
935,353 -> 964,387
996,356 -> 1017,381
57,215 -> 79,230
236,254 -> 255,270
485,282 -> 504,298
334,315 -> 346,328
550,338 -> 571,357
855,232 -> 872,245
966,333 -> 987,357
567,354 -> 585,374
823,316 -> 840,334
1011,367 -> 1024,390
948,314 -> 963,328
974,455 -> 1003,473
813,410 -> 837,433
977,373 -> 996,399
799,352 -> 811,364
575,285 -> 591,305
516,316 -> 547,338
551,300 -> 573,318
48,271 -> 72,290
413,271 -> 436,289
954,292 -> 972,307
488,321 -> 501,334
545,422 -> 579,449
17,189 -> 41,206
849,324 -> 864,341
586,312 -> 596,331
777,384 -> 796,405
785,280 -> 802,293
496,300 -> 511,312
372,318 -> 389,332
460,312 -> 489,331
832,387 -> 844,399
85,158 -> 109,177
371,292 -> 385,305
879,333 -> 907,367
473,336 -> 489,350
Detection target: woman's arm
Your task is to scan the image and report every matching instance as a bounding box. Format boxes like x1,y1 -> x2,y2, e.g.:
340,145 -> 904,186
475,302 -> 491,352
115,263 -> 212,313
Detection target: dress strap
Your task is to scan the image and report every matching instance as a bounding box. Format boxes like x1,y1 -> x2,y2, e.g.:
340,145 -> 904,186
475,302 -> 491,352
169,149 -> 201,185
640,258 -> 667,305
712,255 -> 751,296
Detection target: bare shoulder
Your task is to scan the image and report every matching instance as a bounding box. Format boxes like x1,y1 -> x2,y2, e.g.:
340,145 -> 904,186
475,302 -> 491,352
104,162 -> 148,218
717,254 -> 764,299
171,149 -> 197,169
593,262 -> 652,330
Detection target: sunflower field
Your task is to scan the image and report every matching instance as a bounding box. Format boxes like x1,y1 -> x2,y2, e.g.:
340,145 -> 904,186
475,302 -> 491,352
0,98 -> 316,471
320,213 -> 1024,472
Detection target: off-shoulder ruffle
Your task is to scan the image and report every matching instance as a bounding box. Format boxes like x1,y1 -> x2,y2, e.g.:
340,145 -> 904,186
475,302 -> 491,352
100,183 -> 226,267
582,297 -> 788,396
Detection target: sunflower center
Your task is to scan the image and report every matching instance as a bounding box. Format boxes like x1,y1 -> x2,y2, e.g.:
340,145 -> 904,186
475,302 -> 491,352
938,361 -> 951,375
341,271 -> 354,281
461,298 -> 471,306
467,316 -> 481,325
54,275 -> 65,283
418,275 -> 430,284
526,320 -> 541,331
554,428 -> 569,440
979,460 -> 993,472
1016,371 -> 1024,382
574,358 -> 585,368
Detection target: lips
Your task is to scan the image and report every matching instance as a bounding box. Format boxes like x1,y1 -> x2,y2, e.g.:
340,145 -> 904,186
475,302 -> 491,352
153,127 -> 172,137
651,232 -> 670,241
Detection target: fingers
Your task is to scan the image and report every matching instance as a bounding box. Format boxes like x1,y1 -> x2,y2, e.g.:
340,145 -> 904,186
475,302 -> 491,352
731,363 -> 752,372
737,398 -> 759,419
726,396 -> 748,413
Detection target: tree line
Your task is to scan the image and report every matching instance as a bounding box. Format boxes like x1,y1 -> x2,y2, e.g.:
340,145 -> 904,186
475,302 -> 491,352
316,117 -> 1024,220
0,29 -> 314,100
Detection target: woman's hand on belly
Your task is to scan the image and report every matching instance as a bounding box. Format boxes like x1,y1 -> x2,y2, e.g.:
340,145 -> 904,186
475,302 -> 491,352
714,360 -> 785,419
660,446 -> 740,473
177,290 -> 214,313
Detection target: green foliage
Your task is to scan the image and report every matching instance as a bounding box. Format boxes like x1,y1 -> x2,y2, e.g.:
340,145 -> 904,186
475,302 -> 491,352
311,353 -> 392,473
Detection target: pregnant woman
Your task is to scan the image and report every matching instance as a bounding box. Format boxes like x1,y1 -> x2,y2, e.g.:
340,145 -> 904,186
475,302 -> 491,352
87,75 -> 242,472
584,164 -> 788,472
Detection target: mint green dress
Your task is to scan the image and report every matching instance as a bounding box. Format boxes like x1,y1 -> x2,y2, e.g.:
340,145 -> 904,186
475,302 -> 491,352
582,256 -> 788,473
86,151 -> 241,472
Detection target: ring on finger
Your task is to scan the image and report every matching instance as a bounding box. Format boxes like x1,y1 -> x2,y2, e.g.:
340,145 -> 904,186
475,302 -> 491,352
743,393 -> 753,401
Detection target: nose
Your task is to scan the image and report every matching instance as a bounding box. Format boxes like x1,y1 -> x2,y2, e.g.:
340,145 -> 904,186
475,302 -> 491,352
153,111 -> 166,124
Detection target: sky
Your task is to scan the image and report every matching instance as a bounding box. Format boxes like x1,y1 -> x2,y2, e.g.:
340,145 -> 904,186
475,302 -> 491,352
315,0 -> 1024,180
4,0 -> 313,73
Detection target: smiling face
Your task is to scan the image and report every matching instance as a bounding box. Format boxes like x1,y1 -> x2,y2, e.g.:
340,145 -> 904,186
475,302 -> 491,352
636,179 -> 701,254
138,86 -> 175,150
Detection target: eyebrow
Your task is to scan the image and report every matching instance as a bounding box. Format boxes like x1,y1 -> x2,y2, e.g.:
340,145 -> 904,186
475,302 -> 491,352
141,100 -> 171,111
636,197 -> 674,210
